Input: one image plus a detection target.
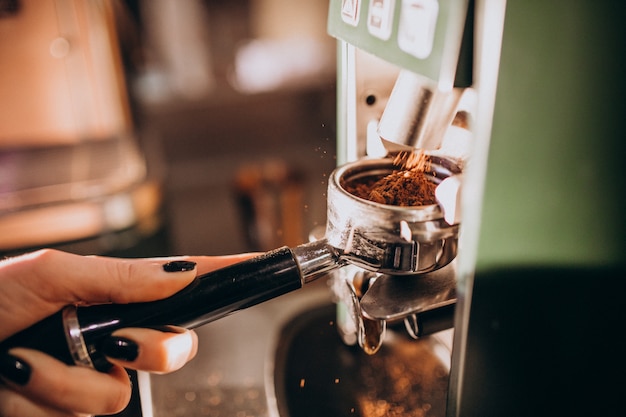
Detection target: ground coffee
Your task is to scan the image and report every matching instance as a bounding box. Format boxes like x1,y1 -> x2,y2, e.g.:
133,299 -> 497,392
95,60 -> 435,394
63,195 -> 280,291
342,152 -> 437,207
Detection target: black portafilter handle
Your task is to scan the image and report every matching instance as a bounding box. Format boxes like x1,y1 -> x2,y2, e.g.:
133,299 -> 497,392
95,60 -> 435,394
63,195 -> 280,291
0,244 -> 338,372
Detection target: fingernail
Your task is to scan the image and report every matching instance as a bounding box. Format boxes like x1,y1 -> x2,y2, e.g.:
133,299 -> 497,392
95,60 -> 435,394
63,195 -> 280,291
163,260 -> 196,273
101,337 -> 139,362
0,352 -> 31,385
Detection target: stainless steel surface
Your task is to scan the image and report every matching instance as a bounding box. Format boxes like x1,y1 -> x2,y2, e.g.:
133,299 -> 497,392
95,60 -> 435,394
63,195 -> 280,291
326,158 -> 460,275
146,278 -> 453,417
147,276 -> 334,417
291,239 -> 343,284
322,156 -> 462,355
267,303 -> 453,417
360,261 -> 456,321
378,70 -> 465,153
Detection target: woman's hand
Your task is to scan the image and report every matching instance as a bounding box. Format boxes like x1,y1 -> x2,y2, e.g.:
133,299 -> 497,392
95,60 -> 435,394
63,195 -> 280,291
0,249 -> 254,416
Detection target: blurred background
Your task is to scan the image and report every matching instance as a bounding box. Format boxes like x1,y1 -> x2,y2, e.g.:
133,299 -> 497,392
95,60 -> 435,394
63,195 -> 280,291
0,0 -> 337,259
1,4 -> 339,415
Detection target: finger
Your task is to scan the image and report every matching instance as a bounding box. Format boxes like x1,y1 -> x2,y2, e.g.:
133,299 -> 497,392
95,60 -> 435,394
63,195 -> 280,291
0,388 -> 85,417
0,250 -> 198,339
101,327 -> 198,374
2,348 -> 131,416
3,250 -> 257,305
187,253 -> 259,275
59,252 -> 258,306
28,249 -> 200,304
0,250 -> 258,341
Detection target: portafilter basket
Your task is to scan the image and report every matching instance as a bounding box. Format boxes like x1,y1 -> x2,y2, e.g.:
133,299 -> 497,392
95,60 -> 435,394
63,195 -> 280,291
325,157 -> 461,275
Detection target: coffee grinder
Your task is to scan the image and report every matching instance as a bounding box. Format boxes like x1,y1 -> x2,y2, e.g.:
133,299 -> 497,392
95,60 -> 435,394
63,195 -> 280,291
324,0 -> 506,414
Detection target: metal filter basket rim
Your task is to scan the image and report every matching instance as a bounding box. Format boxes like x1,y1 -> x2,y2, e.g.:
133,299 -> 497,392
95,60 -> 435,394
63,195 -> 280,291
331,156 -> 461,220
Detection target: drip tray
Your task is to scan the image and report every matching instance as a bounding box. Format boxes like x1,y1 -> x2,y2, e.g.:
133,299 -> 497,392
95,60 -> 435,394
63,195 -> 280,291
270,304 -> 452,417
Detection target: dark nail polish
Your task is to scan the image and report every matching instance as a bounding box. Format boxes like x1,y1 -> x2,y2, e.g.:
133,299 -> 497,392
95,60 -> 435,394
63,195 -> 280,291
101,337 -> 139,362
0,353 -> 31,385
163,261 -> 196,273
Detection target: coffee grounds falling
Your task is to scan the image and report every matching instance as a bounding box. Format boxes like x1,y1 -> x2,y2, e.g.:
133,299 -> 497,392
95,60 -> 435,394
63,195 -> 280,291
342,152 -> 438,207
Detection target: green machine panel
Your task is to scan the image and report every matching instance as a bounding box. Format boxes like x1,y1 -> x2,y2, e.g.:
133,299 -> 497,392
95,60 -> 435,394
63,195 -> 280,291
327,0 -> 469,84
